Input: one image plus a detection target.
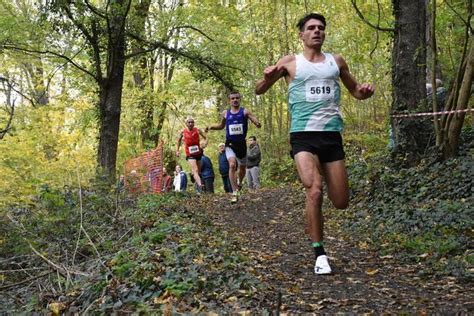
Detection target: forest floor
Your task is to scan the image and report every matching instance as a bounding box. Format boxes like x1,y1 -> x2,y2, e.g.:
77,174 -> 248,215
1,185 -> 472,314
197,186 -> 473,314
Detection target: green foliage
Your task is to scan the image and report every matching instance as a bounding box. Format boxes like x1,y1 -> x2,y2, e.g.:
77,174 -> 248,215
89,194 -> 263,312
261,155 -> 299,187
341,128 -> 473,279
2,182 -> 265,312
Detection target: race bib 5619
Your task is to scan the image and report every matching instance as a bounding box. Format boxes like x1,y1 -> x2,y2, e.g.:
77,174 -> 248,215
305,79 -> 335,102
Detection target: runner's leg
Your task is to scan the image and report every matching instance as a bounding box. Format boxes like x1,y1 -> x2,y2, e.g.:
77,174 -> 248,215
322,160 -> 349,209
238,164 -> 246,189
228,156 -> 239,193
295,151 -> 332,274
294,151 -> 324,242
188,159 -> 203,188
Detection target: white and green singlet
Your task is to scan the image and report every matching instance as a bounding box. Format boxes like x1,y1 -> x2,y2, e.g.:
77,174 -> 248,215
288,53 -> 343,132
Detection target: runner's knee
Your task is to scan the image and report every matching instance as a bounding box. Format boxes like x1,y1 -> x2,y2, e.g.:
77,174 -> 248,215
305,185 -> 323,204
331,196 -> 349,209
229,161 -> 238,170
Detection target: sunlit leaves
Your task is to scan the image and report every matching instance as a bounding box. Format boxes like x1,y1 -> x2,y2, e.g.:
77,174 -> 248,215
0,100 -> 96,208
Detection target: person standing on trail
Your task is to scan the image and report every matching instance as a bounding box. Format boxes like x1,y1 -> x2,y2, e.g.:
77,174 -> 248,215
246,136 -> 261,191
176,116 -> 208,192
255,13 -> 374,274
161,167 -> 172,192
217,143 -> 232,193
200,152 -> 215,193
173,164 -> 188,192
206,91 -> 262,203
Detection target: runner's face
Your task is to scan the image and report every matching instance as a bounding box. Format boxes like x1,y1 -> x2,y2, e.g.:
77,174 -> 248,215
219,145 -> 225,152
300,18 -> 325,48
186,120 -> 194,129
228,94 -> 241,108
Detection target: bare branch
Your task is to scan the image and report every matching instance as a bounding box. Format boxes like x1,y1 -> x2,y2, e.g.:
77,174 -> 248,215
369,0 -> 383,58
169,25 -> 215,41
1,76 -> 36,107
2,44 -> 98,81
0,271 -> 52,291
445,1 -> 473,34
351,0 -> 395,32
84,0 -> 108,19
0,78 -> 16,139
0,106 -> 15,140
76,170 -> 109,271
62,4 -> 104,80
125,33 -> 243,89
27,240 -> 90,278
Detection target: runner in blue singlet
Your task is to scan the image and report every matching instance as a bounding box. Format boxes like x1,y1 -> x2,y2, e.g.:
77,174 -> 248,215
206,91 -> 261,203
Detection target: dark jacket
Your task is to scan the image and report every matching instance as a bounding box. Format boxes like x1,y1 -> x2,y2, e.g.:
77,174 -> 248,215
247,143 -> 261,168
176,171 -> 187,191
218,152 -> 229,176
200,155 -> 215,179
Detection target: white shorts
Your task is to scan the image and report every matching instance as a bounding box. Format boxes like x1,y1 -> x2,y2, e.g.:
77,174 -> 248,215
225,146 -> 247,166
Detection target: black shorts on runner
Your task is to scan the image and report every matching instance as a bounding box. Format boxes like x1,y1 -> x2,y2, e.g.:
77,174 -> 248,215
290,131 -> 345,163
225,139 -> 247,159
186,154 -> 202,161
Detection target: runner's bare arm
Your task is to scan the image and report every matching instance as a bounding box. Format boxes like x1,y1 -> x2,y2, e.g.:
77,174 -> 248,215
206,111 -> 226,132
199,128 -> 208,148
334,54 -> 374,100
255,55 -> 294,95
176,132 -> 183,157
245,109 -> 262,128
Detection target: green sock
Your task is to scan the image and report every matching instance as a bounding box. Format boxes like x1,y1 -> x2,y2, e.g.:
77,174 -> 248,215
312,241 -> 326,258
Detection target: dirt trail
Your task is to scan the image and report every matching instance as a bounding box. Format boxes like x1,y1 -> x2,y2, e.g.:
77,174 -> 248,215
202,186 -> 473,313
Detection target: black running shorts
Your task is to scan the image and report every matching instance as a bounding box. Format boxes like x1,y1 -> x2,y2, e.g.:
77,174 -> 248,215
225,139 -> 247,159
290,131 -> 345,163
186,154 -> 202,161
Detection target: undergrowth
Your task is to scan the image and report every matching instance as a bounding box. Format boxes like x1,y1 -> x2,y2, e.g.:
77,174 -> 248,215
0,189 -> 267,314
342,127 -> 473,280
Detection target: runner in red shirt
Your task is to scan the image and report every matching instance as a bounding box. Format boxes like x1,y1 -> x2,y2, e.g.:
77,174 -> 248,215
176,116 -> 208,192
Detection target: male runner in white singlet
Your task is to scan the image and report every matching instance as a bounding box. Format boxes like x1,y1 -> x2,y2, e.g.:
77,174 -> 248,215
255,13 -> 374,274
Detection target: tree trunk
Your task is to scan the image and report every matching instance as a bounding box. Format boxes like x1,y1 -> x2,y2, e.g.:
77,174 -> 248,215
390,0 -> 427,165
428,0 -> 442,145
0,78 -> 15,140
442,38 -> 473,158
130,0 -> 154,148
155,52 -> 177,145
24,58 -> 49,106
97,0 -> 127,179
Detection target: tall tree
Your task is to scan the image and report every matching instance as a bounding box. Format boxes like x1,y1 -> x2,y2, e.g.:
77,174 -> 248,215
390,0 -> 427,165
0,77 -> 15,140
3,0 -> 234,179
435,1 -> 473,158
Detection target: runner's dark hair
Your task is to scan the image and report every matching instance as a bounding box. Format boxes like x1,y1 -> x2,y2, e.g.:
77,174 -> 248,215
296,13 -> 326,31
228,90 -> 240,97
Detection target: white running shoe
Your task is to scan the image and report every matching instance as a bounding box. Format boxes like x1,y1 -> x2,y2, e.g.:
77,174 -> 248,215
230,192 -> 238,204
314,255 -> 332,275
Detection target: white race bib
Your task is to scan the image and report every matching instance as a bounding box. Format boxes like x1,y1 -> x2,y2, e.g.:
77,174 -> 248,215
229,124 -> 243,135
305,79 -> 335,102
188,145 -> 200,154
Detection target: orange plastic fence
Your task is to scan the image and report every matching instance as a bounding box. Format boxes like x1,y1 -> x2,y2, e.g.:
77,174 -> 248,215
123,142 -> 164,195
